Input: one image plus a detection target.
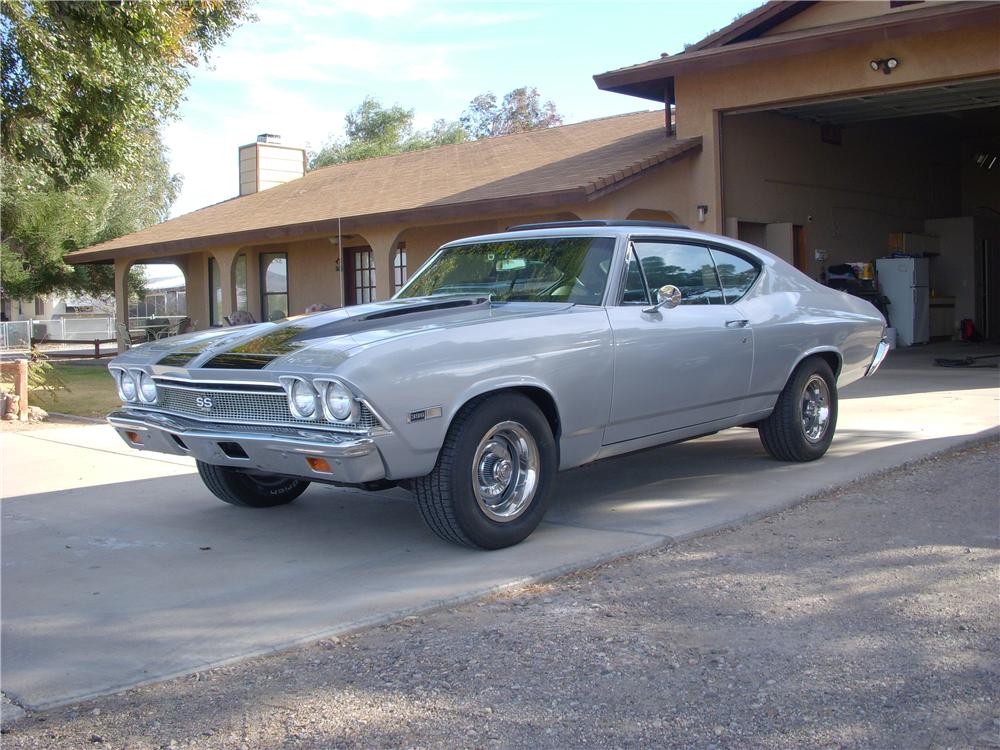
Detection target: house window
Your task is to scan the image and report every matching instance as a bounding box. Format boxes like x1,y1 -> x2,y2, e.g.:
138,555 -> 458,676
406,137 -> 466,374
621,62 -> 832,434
234,254 -> 248,313
208,257 -> 223,326
34,297 -> 45,316
260,252 -> 289,321
393,244 -> 408,293
344,247 -> 376,305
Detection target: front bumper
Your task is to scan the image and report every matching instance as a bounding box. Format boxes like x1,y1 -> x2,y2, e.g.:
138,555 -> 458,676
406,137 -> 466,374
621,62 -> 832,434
108,410 -> 387,484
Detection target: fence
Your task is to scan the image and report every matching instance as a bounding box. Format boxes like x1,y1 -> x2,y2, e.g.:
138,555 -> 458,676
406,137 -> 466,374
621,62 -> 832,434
0,315 -> 188,350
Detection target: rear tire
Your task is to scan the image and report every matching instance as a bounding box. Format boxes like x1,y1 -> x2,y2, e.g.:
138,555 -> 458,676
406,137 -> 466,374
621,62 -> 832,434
758,357 -> 838,462
196,461 -> 309,507
412,393 -> 557,549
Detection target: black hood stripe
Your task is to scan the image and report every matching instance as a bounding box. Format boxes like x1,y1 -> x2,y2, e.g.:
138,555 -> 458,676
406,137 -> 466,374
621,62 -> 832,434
289,297 -> 489,343
158,296 -> 491,368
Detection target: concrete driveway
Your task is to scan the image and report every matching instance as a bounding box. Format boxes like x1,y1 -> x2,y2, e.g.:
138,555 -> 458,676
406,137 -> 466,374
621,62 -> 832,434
2,344 -> 997,709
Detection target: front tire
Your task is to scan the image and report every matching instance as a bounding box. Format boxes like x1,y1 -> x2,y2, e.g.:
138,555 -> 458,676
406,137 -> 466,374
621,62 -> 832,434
196,461 -> 310,508
412,393 -> 557,549
758,357 -> 838,462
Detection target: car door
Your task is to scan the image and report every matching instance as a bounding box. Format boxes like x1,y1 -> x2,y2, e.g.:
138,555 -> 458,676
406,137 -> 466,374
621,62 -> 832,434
603,239 -> 755,445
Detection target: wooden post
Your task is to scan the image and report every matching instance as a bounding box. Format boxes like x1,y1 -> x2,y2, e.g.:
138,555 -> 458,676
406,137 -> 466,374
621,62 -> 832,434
16,358 -> 29,421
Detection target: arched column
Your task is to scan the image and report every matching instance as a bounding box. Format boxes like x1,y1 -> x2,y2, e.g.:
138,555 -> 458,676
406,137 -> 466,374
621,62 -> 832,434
208,246 -> 239,324
114,257 -> 134,353
626,208 -> 682,223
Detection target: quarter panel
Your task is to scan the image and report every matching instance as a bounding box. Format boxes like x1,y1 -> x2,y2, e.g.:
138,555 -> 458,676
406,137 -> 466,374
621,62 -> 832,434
738,266 -> 885,413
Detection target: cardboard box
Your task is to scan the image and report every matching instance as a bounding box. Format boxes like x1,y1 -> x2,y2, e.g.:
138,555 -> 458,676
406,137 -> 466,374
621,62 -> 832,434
888,232 -> 939,254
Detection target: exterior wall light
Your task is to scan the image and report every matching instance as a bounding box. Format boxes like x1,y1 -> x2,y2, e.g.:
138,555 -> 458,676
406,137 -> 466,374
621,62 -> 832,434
697,204 -> 709,223
870,57 -> 899,74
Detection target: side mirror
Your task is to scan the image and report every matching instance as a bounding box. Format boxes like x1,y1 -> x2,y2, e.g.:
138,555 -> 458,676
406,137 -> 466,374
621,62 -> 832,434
643,284 -> 682,313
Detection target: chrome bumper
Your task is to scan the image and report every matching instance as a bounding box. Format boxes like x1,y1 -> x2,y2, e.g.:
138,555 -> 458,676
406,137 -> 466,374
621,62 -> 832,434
108,410 -> 387,484
865,338 -> 891,377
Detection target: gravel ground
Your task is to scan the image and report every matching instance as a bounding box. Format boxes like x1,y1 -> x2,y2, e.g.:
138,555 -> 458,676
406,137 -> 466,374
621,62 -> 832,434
2,440 -> 998,749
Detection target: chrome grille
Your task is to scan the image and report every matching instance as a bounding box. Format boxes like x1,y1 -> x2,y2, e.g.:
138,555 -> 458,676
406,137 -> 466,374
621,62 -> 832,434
151,382 -> 381,432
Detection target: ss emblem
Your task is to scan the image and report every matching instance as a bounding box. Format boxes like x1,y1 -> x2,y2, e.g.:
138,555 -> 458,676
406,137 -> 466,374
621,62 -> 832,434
195,395 -> 214,411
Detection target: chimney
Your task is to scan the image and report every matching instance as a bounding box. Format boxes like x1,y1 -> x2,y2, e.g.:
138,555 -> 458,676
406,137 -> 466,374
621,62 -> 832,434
238,133 -> 306,196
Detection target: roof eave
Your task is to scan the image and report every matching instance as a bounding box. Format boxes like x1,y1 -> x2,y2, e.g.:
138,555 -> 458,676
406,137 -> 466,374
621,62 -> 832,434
66,137 -> 702,266
685,1 -> 816,53
594,1 -> 1000,97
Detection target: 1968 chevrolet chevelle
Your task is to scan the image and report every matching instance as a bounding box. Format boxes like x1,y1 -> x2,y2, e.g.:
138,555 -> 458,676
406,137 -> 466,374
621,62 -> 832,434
108,221 -> 889,548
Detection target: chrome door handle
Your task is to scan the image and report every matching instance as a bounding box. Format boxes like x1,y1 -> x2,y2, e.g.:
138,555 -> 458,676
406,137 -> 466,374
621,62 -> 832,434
725,319 -> 749,329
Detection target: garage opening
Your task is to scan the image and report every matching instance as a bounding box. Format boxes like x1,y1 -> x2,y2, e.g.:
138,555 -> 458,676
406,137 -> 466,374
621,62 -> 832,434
722,77 -> 1000,342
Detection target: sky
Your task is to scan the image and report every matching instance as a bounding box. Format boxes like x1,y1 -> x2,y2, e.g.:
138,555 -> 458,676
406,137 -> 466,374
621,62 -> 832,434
162,0 -> 755,218
146,1 -> 754,282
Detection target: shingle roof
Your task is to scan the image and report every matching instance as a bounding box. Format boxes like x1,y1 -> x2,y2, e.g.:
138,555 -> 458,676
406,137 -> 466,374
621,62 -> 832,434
68,110 -> 700,263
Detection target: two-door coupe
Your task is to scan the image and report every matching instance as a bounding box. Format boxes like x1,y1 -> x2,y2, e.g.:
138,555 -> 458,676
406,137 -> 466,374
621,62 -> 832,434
107,221 -> 890,548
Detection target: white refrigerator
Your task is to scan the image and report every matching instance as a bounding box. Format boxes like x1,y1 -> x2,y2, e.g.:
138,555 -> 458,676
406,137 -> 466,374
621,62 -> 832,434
876,258 -> 930,346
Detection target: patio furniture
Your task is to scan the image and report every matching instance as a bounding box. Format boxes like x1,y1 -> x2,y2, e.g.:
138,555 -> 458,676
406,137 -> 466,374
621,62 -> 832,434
145,318 -> 171,340
117,323 -> 146,348
165,317 -> 195,337
224,310 -> 256,326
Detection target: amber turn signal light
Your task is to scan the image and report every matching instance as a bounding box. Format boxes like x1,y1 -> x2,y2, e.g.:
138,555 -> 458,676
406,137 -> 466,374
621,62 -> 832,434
125,431 -> 142,445
306,457 -> 332,473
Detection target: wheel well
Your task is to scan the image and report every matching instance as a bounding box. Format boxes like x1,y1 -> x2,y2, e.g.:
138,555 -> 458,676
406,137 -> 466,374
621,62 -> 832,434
458,386 -> 562,441
511,386 -> 561,440
811,350 -> 842,378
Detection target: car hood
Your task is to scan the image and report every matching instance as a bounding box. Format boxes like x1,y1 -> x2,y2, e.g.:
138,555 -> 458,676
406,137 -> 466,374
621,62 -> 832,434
126,296 -> 576,370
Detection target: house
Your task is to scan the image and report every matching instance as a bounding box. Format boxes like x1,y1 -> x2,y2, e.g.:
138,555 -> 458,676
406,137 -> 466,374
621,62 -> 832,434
594,0 -> 1000,339
67,116 -> 701,337
67,0 -> 1000,347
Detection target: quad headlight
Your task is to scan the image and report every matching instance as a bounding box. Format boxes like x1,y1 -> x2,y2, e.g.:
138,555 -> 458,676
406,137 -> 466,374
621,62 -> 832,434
116,369 -> 137,402
113,369 -> 157,404
137,371 -> 158,403
288,378 -> 318,419
281,376 -> 359,424
321,381 -> 354,422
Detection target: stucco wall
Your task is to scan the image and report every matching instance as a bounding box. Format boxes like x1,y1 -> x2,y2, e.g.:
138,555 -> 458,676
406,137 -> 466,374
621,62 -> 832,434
673,22 -> 1000,233
760,1 -> 958,36
183,253 -> 209,329
283,237 -> 341,311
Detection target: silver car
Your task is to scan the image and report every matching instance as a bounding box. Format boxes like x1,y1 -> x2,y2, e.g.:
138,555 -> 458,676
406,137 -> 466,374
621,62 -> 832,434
108,221 -> 890,548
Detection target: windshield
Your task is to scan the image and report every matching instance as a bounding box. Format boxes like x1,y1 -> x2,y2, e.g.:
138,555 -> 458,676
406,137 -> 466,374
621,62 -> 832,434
396,237 -> 616,305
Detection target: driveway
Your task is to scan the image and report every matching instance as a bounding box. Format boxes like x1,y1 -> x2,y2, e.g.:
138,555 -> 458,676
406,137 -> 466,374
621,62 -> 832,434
2,343 -> 998,709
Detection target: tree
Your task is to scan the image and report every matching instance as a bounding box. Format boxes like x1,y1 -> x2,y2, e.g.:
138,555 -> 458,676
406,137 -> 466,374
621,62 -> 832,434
0,135 -> 180,300
310,96 -> 468,169
0,0 -> 252,299
460,86 -> 563,139
1,0 -> 253,184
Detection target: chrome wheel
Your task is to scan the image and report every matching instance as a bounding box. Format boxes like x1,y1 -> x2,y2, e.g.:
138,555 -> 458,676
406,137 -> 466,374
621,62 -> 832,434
801,374 -> 831,443
472,421 -> 540,522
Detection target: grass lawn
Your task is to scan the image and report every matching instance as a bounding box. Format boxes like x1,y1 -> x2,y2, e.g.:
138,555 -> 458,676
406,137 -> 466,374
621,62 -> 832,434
30,363 -> 119,419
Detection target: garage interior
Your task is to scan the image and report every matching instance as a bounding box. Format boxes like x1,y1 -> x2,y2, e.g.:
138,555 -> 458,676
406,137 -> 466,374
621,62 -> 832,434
722,77 -> 1000,343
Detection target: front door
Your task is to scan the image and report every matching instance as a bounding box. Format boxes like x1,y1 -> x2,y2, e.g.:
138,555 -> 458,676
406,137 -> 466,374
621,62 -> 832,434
604,240 -> 754,445
344,246 -> 376,306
